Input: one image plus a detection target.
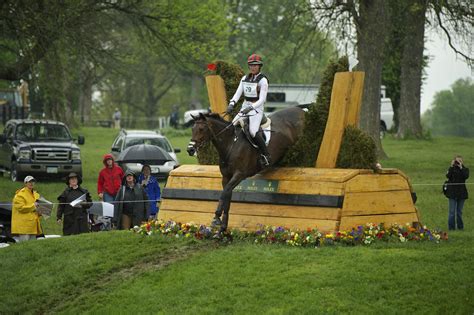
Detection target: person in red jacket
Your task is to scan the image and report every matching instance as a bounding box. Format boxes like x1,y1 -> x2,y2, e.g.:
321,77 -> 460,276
97,154 -> 124,202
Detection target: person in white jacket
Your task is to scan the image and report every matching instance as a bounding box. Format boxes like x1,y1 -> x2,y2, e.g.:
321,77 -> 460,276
226,53 -> 270,166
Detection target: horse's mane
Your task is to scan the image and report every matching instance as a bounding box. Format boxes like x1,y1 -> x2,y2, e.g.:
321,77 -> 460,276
198,112 -> 230,125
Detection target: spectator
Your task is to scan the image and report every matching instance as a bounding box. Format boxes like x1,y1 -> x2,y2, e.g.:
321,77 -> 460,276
169,105 -> 179,129
445,155 -> 469,230
137,165 -> 161,219
11,176 -> 42,242
113,108 -> 121,129
98,154 -> 124,202
114,170 -> 149,230
57,173 -> 93,236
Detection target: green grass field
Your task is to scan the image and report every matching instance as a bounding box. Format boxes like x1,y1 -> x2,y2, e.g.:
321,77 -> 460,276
0,129 -> 473,313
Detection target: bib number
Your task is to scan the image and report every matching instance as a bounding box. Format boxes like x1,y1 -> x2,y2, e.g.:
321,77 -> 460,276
243,82 -> 258,98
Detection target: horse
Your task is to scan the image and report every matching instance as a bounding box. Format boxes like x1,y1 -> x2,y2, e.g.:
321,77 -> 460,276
186,107 -> 305,233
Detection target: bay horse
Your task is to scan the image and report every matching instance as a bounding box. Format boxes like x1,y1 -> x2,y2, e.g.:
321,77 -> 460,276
187,107 -> 305,233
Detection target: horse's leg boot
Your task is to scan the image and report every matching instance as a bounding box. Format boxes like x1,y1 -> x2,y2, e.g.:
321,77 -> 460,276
254,131 -> 271,167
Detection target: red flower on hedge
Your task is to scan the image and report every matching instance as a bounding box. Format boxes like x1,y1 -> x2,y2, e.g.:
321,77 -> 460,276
207,63 -> 217,71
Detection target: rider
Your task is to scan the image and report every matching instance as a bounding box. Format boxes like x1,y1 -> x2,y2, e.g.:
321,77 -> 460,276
226,53 -> 271,166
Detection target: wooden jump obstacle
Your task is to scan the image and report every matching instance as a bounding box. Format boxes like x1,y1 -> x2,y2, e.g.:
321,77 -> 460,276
159,73 -> 420,233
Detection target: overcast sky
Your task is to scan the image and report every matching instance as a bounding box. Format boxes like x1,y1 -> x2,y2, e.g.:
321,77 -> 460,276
421,29 -> 473,113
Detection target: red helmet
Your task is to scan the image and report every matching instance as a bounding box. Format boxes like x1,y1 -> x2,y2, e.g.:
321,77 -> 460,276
247,54 -> 263,66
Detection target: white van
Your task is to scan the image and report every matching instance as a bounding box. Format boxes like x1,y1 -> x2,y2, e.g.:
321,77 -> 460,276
267,84 -> 394,137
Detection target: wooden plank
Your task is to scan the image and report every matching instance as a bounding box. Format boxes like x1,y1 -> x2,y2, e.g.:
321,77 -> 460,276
345,174 -> 410,193
344,72 -> 365,126
205,75 -> 229,120
166,176 -> 223,190
159,209 -> 339,233
162,189 -> 344,208
277,181 -> 344,196
342,191 -> 416,216
169,165 -> 222,178
170,165 -> 371,182
339,212 -> 419,231
160,199 -> 341,220
166,175 -> 344,195
316,72 -> 365,168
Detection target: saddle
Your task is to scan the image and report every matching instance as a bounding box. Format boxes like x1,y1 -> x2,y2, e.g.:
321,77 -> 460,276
235,114 -> 271,148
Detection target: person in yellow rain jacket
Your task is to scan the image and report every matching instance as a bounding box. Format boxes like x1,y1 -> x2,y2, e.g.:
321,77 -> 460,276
11,175 -> 42,242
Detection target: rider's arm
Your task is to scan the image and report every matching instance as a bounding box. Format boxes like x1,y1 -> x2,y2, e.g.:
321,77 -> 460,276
229,77 -> 245,104
251,77 -> 268,110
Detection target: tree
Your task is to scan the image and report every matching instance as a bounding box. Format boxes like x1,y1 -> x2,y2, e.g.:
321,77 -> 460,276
397,0 -> 427,138
306,1 -> 391,157
226,0 -> 335,84
1,0 -> 229,124
393,0 -> 472,138
427,78 -> 474,137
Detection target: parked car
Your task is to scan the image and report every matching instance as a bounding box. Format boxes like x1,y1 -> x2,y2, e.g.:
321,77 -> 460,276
111,129 -> 180,179
0,119 -> 84,181
183,108 -> 210,128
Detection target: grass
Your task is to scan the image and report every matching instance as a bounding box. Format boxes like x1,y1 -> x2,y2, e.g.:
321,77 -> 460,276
0,129 -> 473,313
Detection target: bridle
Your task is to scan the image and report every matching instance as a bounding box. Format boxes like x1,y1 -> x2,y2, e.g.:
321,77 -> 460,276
188,118 -> 235,153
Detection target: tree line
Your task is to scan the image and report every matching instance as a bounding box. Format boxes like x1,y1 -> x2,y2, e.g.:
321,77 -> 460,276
1,0 -> 472,156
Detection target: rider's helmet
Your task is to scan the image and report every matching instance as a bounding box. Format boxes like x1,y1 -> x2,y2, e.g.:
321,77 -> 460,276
247,54 -> 263,66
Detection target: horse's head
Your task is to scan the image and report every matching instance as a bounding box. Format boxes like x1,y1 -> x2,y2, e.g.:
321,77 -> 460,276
187,113 -> 212,156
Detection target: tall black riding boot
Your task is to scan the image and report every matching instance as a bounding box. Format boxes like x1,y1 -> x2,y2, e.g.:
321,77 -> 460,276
253,131 -> 271,167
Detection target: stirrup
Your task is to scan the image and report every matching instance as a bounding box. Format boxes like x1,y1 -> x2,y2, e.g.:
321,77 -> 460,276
260,154 -> 270,166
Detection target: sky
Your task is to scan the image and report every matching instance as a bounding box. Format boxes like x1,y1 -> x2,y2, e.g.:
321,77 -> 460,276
421,29 -> 473,113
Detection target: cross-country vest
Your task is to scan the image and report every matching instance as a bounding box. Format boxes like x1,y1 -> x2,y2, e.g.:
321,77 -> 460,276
242,73 -> 268,102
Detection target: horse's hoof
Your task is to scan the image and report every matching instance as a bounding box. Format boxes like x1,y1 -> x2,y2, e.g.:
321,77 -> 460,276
213,231 -> 223,239
211,218 -> 222,227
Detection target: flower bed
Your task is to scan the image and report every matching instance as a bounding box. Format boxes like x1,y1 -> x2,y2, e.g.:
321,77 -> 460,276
132,220 -> 448,247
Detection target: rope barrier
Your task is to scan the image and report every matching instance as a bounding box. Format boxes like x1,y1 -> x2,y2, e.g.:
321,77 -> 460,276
0,182 -> 472,207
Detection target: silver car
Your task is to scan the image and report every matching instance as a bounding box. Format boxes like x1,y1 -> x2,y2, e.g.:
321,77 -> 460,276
111,130 -> 180,179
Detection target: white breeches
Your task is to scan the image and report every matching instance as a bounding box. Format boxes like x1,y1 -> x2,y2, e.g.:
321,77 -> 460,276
232,101 -> 263,137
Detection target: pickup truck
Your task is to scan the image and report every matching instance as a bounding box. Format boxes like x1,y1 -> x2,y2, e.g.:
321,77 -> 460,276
0,119 -> 84,181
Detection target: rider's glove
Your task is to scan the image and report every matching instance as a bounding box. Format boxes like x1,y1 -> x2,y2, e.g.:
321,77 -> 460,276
241,106 -> 253,115
226,101 -> 235,114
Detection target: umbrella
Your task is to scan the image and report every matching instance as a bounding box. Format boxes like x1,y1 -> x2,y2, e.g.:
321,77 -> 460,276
116,144 -> 174,164
88,202 -> 115,217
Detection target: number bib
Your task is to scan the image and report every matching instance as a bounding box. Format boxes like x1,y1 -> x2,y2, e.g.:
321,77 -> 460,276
243,81 -> 258,98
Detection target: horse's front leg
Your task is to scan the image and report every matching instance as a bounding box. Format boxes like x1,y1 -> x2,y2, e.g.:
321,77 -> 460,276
218,174 -> 244,233
212,176 -> 230,227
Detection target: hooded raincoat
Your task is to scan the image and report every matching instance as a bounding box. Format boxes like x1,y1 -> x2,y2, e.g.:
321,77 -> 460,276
11,187 -> 42,235
97,153 -> 124,196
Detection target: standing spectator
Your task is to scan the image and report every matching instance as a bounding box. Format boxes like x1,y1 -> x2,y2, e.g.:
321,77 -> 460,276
169,105 -> 179,128
57,173 -> 93,236
11,176 -> 42,242
113,108 -> 121,129
445,155 -> 469,230
114,170 -> 149,230
137,165 -> 161,219
97,154 -> 124,202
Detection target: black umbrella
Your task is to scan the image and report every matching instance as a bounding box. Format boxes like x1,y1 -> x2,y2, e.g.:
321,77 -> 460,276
116,144 -> 174,164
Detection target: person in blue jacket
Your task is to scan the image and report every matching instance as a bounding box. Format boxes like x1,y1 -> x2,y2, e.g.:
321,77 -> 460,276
137,165 -> 161,219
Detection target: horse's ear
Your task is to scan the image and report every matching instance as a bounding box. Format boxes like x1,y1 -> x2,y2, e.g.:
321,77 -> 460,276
199,112 -> 206,119
190,114 -> 197,120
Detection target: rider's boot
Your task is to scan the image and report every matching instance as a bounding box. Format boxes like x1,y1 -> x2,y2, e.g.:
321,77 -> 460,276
253,131 -> 271,167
